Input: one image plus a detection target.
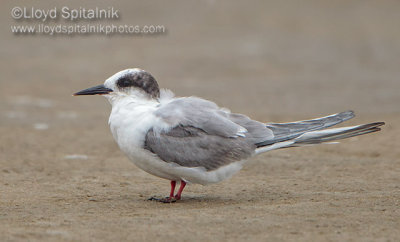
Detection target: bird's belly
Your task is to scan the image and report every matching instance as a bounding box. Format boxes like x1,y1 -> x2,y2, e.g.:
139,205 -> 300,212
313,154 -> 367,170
125,146 -> 246,185
116,135 -> 246,185
125,147 -> 183,181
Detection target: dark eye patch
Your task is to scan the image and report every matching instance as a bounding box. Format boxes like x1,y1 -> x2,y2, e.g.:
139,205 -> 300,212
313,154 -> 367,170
117,77 -> 134,88
115,71 -> 160,98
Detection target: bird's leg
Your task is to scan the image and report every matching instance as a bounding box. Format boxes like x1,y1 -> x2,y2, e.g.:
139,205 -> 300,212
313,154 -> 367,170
161,180 -> 177,203
149,180 -> 177,203
174,180 -> 186,200
149,180 -> 186,203
169,180 -> 176,198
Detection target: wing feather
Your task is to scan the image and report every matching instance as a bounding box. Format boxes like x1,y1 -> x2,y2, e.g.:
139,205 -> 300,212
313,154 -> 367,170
154,96 -> 274,141
144,125 -> 255,171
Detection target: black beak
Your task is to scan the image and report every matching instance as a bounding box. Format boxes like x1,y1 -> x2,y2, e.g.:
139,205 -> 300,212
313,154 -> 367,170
73,84 -> 113,96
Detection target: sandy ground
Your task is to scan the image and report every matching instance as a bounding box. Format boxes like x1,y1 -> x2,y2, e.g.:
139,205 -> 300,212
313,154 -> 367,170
1,1 -> 399,241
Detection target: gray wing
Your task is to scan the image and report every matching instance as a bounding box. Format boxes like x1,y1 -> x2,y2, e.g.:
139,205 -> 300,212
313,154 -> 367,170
222,112 -> 274,144
154,96 -> 274,140
144,125 -> 255,171
256,111 -> 355,147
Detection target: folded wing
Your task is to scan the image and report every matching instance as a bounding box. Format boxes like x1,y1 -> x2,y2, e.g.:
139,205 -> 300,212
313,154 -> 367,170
144,125 -> 255,171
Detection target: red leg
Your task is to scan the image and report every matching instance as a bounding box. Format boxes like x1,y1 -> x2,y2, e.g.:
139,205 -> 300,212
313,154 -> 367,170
148,180 -> 177,203
174,180 -> 186,200
169,181 -> 176,198
160,181 -> 177,203
148,180 -> 185,203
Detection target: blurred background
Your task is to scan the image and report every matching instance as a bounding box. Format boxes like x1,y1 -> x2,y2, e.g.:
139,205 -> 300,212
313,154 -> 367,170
1,1 -> 399,241
2,1 -> 400,118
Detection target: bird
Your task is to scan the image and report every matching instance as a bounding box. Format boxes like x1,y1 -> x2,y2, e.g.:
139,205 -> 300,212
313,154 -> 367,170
74,68 -> 384,203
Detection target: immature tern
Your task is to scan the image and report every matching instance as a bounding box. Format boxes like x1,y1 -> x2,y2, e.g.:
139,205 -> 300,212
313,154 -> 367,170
74,68 -> 384,202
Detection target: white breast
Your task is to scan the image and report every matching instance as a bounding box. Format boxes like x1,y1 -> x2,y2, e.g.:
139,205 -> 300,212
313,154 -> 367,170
108,97 -> 180,180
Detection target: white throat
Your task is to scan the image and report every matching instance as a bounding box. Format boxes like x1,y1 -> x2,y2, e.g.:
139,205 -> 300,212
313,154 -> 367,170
105,89 -> 156,106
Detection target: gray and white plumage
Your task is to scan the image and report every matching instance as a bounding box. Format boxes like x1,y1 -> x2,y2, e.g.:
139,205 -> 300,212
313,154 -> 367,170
74,68 -> 384,187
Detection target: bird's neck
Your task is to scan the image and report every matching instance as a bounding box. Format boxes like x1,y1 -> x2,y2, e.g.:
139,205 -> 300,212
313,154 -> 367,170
106,92 -> 159,108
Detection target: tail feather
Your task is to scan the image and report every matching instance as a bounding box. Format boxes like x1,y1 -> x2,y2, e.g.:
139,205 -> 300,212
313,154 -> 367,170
257,111 -> 355,147
255,111 -> 384,154
291,122 -> 384,146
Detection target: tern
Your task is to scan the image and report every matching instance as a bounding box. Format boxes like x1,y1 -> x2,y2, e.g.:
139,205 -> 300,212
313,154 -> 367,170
74,68 -> 384,202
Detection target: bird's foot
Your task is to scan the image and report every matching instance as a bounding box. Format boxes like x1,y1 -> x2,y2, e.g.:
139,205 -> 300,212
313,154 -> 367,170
148,196 -> 177,203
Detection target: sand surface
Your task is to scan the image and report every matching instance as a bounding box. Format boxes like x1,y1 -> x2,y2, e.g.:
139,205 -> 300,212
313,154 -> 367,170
1,1 -> 399,241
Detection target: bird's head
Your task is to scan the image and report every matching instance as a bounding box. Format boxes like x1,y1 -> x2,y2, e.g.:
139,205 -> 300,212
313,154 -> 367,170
74,68 -> 160,100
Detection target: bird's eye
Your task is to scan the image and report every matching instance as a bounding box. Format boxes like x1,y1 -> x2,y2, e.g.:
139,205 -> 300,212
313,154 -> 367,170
117,77 -> 132,88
